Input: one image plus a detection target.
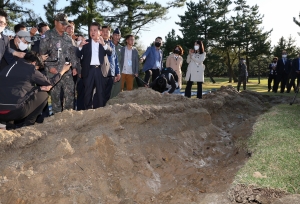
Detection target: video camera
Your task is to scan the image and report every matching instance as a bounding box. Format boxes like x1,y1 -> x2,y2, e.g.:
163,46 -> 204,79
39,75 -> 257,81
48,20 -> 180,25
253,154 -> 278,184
65,57 -> 70,65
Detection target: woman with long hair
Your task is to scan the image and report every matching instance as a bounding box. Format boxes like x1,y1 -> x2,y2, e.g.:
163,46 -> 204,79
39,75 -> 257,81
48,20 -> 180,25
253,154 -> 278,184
184,40 -> 206,99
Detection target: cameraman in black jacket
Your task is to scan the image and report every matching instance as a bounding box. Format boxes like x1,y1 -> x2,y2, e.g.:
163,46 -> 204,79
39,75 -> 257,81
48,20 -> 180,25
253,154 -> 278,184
0,52 -> 71,129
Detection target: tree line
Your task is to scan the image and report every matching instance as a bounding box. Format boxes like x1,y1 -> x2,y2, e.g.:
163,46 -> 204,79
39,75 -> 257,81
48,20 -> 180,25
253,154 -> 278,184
164,0 -> 300,83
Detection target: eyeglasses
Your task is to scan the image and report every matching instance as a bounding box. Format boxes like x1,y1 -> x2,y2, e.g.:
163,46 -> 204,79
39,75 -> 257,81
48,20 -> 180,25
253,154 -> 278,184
0,21 -> 7,26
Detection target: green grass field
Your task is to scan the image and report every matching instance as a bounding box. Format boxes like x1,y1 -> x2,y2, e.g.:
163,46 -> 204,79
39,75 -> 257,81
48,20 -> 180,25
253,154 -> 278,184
182,77 -> 298,97
233,104 -> 300,194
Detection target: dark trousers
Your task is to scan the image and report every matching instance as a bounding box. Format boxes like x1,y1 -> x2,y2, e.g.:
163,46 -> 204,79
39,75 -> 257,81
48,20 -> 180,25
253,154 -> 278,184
35,102 -> 49,123
287,73 -> 299,93
237,76 -> 246,91
144,69 -> 160,84
83,67 -> 111,109
185,80 -> 203,99
268,74 -> 276,91
0,91 -> 48,128
103,76 -> 114,104
76,78 -> 85,111
274,72 -> 288,93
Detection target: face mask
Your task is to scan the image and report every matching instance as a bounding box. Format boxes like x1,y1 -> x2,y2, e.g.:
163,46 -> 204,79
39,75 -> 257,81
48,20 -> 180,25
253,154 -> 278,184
155,42 -> 161,47
194,45 -> 199,50
282,54 -> 287,58
243,60 -> 246,63
0,27 -> 4,33
273,61 -> 277,63
18,41 -> 28,51
174,50 -> 180,54
77,40 -> 81,47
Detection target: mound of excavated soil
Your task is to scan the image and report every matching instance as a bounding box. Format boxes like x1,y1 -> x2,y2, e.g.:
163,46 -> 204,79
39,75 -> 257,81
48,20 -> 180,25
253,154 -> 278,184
0,86 -> 294,204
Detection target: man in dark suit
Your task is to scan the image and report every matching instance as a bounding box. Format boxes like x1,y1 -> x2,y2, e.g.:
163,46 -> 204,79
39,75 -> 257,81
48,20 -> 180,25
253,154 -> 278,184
76,22 -> 112,109
274,50 -> 291,93
287,52 -> 300,92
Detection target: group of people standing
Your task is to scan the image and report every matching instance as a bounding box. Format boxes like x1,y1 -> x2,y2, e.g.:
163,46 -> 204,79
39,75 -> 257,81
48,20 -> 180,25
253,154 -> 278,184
0,10 -> 208,130
268,50 -> 300,93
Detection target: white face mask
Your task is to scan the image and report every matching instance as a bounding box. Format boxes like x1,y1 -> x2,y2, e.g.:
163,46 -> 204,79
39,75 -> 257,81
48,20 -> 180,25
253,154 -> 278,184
18,41 -> 28,51
243,60 -> 246,63
0,27 -> 4,33
282,54 -> 287,58
77,40 -> 81,47
194,45 -> 199,51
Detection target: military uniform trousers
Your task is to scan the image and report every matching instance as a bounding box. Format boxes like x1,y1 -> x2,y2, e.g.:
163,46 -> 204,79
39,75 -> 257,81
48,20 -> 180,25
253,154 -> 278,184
50,73 -> 74,114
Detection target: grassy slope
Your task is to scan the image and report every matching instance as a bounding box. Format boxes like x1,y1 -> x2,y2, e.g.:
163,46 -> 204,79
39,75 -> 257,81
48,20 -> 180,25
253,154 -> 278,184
233,104 -> 300,193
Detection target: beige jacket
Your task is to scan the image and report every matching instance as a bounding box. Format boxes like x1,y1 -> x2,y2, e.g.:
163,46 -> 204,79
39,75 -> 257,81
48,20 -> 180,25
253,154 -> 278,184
166,53 -> 183,88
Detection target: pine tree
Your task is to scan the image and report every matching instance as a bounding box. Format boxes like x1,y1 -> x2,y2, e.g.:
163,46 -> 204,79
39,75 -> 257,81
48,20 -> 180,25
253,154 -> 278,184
102,0 -> 186,37
273,36 -> 300,59
0,0 -> 42,28
43,0 -> 63,29
64,0 -> 104,36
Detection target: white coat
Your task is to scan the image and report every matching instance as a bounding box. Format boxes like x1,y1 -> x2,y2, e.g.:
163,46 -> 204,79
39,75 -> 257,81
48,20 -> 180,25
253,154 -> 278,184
185,52 -> 206,82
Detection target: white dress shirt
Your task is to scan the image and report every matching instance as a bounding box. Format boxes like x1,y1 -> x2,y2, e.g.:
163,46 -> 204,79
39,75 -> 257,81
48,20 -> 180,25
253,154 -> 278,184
78,39 -> 108,65
90,40 -> 100,65
122,47 -> 133,74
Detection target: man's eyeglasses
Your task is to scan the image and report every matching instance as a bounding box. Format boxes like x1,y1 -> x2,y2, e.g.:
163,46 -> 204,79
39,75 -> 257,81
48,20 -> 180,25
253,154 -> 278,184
0,21 -> 7,26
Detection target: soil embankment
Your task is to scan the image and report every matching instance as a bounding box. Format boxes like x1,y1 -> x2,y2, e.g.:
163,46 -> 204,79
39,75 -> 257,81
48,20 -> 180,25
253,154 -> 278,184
0,86 -> 295,203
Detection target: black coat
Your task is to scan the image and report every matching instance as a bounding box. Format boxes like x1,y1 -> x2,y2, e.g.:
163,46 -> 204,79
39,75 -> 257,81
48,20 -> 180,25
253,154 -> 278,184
277,58 -> 291,75
0,59 -> 61,107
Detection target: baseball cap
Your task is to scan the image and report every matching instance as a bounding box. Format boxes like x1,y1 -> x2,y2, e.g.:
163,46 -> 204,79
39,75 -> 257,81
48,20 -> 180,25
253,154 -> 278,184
54,13 -> 70,26
16,30 -> 32,42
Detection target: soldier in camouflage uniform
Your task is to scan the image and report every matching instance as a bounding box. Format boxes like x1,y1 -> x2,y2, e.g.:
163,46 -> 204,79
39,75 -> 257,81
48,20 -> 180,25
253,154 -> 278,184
39,13 -> 80,114
110,28 -> 123,98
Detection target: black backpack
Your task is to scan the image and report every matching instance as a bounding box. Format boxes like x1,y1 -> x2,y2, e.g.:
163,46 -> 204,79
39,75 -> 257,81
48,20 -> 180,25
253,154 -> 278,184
161,67 -> 178,82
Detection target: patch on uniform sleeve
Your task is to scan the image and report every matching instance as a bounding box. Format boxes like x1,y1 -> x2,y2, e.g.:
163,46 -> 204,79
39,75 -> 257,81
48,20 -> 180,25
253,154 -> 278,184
41,34 -> 45,39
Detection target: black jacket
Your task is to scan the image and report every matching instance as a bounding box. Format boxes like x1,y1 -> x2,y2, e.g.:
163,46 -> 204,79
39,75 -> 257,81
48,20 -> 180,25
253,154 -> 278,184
277,58 -> 291,75
150,73 -> 177,94
76,39 -> 112,78
0,59 -> 61,108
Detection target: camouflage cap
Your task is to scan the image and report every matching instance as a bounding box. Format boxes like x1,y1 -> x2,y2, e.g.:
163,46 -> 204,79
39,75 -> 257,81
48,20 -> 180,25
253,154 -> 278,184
54,13 -> 70,26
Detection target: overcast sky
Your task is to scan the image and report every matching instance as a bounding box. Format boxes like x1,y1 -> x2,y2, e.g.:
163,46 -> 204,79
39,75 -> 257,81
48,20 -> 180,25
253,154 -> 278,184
8,0 -> 300,49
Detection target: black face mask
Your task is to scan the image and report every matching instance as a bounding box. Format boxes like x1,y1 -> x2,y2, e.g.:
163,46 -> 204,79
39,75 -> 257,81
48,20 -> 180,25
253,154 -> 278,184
273,61 -> 277,63
174,50 -> 180,54
155,42 -> 161,47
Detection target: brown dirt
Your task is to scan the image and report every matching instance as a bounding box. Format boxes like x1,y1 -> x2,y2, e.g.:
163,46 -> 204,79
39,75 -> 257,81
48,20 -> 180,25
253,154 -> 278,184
0,86 -> 298,204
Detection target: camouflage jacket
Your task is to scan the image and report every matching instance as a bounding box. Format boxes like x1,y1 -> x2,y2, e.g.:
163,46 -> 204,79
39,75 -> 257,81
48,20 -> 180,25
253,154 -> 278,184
39,28 -> 81,75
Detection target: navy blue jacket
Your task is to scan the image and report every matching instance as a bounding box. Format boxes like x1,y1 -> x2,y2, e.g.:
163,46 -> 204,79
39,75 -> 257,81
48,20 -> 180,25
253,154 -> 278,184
76,39 -> 112,78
